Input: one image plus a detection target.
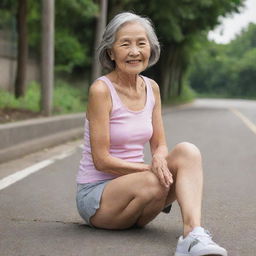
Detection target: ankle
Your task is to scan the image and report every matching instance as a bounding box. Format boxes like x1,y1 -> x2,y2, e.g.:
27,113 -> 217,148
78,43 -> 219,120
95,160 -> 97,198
183,224 -> 201,238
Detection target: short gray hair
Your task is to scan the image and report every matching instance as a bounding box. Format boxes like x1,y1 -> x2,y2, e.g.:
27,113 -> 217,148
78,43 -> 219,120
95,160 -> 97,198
97,12 -> 160,71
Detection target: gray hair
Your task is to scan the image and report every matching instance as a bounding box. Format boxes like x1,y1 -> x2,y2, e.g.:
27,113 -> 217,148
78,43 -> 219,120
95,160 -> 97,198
97,12 -> 160,71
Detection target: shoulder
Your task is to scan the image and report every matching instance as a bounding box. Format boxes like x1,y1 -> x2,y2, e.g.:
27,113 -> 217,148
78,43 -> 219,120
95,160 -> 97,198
89,78 -> 110,99
144,77 -> 160,96
87,78 -> 112,116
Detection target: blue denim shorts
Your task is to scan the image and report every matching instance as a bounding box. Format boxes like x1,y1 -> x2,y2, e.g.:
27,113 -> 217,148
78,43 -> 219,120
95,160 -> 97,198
76,179 -> 112,226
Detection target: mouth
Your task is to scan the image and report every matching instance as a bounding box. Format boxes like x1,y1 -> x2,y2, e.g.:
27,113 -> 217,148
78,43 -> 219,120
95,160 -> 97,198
126,60 -> 142,64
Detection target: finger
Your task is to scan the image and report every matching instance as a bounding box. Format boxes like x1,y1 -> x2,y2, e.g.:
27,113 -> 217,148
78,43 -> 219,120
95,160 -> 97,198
162,168 -> 172,186
167,170 -> 173,184
161,163 -> 172,181
157,168 -> 167,187
151,163 -> 170,187
159,168 -> 170,188
164,164 -> 173,183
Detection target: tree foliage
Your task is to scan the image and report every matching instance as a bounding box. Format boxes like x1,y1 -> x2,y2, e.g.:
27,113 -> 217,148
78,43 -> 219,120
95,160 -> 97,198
0,0 -> 98,74
0,0 -> 17,28
1,0 -> 248,101
189,23 -> 256,98
54,0 -> 98,73
107,0 -> 245,101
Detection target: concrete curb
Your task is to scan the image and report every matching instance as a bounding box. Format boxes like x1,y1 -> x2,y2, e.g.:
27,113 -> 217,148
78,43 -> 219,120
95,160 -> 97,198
0,103 -> 194,164
0,113 -> 85,163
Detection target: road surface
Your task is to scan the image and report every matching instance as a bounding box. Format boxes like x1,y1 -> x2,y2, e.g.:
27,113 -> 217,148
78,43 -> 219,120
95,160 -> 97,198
1,99 -> 255,256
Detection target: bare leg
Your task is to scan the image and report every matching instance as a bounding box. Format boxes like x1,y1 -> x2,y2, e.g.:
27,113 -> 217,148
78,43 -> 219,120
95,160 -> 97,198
90,141 -> 203,234
165,142 -> 203,237
90,171 -> 168,229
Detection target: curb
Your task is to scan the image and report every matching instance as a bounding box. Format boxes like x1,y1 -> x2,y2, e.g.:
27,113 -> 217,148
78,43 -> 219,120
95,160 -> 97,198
0,103 -> 194,164
0,113 -> 85,163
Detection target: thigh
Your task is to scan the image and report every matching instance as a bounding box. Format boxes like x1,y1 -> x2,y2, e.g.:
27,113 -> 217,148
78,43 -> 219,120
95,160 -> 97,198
90,171 -> 162,229
76,181 -> 111,226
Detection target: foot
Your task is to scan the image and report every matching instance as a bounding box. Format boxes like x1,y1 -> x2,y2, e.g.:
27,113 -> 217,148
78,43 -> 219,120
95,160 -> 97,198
174,227 -> 227,256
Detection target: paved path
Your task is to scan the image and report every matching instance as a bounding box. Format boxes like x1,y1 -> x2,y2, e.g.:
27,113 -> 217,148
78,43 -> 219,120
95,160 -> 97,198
1,99 -> 256,256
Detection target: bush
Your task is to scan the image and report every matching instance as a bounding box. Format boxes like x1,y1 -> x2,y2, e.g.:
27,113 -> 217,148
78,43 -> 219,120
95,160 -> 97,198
53,80 -> 87,114
0,81 -> 40,111
166,82 -> 196,105
55,31 -> 87,73
0,80 -> 87,114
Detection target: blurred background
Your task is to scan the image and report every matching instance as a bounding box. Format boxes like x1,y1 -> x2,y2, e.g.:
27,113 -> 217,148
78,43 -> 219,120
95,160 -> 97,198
0,0 -> 255,122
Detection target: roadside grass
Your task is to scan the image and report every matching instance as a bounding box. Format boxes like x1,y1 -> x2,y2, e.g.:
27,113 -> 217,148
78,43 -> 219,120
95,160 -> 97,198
164,83 -> 197,106
4,80 -> 254,120
0,80 -> 87,114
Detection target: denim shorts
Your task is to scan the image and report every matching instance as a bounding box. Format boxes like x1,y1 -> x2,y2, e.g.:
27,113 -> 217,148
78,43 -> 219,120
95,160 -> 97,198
76,179 -> 172,227
76,179 -> 112,226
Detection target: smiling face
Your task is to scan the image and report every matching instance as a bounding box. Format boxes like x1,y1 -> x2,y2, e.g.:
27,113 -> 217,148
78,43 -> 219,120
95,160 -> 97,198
109,22 -> 151,75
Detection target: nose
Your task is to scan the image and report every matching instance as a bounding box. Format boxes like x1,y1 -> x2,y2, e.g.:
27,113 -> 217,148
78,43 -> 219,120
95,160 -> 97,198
129,45 -> 140,56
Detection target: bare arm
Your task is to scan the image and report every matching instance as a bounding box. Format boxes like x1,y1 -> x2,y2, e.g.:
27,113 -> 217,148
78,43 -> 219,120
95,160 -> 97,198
149,79 -> 173,187
87,80 -> 150,176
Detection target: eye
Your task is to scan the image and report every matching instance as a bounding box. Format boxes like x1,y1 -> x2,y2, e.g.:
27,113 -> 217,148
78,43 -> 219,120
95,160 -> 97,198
139,42 -> 146,46
121,43 -> 129,47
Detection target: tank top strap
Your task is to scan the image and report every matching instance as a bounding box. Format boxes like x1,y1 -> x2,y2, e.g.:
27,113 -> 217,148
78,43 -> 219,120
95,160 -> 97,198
97,76 -> 121,110
97,75 -> 155,111
141,75 -> 156,107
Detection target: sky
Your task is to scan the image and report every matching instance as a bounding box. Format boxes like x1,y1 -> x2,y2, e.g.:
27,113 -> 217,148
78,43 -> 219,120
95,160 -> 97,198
208,0 -> 256,44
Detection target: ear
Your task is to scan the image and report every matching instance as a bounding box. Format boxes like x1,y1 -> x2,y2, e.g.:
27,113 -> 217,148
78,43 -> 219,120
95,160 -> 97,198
107,49 -> 114,60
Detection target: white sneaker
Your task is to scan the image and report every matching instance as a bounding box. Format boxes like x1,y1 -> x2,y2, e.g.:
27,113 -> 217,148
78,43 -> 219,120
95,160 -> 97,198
174,227 -> 227,256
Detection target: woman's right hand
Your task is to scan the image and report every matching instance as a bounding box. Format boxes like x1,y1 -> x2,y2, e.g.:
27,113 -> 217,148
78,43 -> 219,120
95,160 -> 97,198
150,155 -> 173,188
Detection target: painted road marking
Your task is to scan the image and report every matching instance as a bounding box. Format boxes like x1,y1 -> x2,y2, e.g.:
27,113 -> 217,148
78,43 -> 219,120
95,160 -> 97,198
0,149 -> 75,191
229,107 -> 256,135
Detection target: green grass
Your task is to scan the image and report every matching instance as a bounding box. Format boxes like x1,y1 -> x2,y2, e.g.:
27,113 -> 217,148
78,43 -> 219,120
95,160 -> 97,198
164,83 -> 197,106
53,80 -> 87,114
0,81 -> 40,111
0,80 -> 87,114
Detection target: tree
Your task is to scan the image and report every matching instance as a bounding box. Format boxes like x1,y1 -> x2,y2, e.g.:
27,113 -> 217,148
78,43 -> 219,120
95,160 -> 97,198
189,22 -> 256,98
15,0 -> 28,98
92,0 -> 108,81
231,48 -> 256,97
227,23 -> 256,58
41,0 -> 54,116
18,0 -> 98,75
54,0 -> 98,75
108,0 -> 245,101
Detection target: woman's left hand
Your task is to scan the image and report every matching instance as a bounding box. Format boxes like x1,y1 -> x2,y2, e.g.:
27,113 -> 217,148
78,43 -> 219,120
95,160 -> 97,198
151,155 -> 173,188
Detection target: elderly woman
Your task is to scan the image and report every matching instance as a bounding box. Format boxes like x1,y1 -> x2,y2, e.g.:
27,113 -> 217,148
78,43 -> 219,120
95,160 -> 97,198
76,12 -> 227,256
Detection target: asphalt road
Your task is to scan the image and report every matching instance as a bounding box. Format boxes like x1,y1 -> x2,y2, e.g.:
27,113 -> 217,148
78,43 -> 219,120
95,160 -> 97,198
1,99 -> 256,256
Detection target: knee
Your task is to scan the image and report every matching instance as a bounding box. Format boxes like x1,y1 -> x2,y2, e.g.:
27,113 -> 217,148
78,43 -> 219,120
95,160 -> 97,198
174,142 -> 202,162
138,172 -> 167,203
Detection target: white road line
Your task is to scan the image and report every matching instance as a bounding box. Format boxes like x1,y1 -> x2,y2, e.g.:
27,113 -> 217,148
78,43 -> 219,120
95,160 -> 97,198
0,149 -> 75,191
229,107 -> 256,135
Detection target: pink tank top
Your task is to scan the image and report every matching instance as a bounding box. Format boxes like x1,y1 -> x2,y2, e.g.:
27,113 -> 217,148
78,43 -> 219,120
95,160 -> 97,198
76,75 -> 155,183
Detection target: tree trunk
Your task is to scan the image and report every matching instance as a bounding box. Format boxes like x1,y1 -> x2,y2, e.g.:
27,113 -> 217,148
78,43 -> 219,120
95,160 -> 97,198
41,0 -> 55,116
91,0 -> 108,82
177,67 -> 183,96
159,53 -> 171,101
160,44 -> 178,102
159,44 -> 186,102
15,0 -> 28,98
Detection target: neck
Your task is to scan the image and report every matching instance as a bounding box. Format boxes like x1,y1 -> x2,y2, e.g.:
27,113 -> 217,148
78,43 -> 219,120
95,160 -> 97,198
112,70 -> 140,89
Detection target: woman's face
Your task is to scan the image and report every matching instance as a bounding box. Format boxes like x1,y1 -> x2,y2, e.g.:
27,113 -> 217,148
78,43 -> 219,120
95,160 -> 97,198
109,22 -> 151,75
